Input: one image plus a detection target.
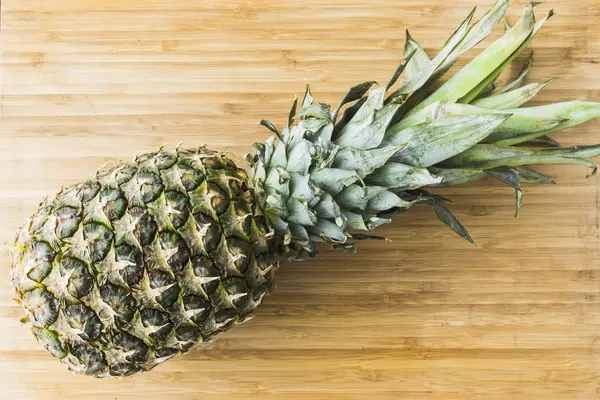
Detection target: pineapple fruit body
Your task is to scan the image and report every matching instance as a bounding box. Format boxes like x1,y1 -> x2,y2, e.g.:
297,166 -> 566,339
11,148 -> 278,377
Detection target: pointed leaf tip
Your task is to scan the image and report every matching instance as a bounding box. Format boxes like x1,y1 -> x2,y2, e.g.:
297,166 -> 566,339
432,199 -> 475,244
259,120 -> 282,139
403,30 -> 431,84
586,164 -> 598,178
387,48 -> 416,91
402,190 -> 475,244
515,189 -> 523,218
484,167 -> 523,217
333,81 -> 378,122
288,94 -> 298,128
302,83 -> 313,109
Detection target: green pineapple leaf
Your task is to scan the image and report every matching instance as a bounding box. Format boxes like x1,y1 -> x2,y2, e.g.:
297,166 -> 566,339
442,144 -> 600,176
472,79 -> 553,110
496,50 -> 534,94
332,81 -> 378,122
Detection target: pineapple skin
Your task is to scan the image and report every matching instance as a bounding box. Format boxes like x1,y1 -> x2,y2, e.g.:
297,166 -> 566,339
10,147 -> 278,377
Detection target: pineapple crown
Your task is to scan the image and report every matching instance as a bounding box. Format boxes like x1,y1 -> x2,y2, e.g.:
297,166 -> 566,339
246,0 -> 600,258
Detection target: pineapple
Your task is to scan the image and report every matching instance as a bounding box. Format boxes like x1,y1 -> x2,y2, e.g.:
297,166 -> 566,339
10,0 -> 600,377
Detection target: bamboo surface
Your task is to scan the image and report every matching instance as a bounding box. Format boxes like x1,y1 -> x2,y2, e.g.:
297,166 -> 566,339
2,0 -> 600,398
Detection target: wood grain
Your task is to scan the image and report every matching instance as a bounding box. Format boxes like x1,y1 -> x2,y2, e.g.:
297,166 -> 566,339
1,0 -> 600,398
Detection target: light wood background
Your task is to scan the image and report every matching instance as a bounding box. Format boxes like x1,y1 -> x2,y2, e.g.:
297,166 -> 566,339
2,0 -> 600,398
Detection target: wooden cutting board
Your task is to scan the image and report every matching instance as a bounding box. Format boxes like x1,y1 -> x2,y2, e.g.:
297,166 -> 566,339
1,0 -> 600,398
